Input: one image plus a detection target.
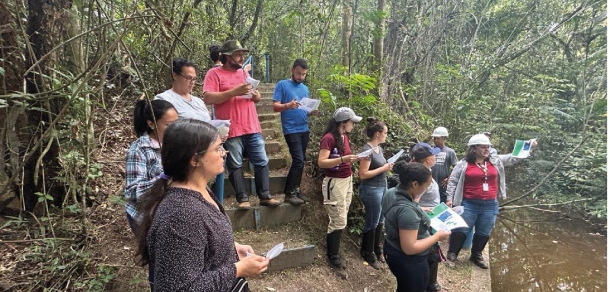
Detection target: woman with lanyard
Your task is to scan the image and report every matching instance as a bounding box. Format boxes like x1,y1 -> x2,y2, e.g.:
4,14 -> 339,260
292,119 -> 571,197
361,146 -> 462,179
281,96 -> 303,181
445,134 -> 537,269
357,118 -> 393,269
381,161 -> 451,292
408,142 -> 444,292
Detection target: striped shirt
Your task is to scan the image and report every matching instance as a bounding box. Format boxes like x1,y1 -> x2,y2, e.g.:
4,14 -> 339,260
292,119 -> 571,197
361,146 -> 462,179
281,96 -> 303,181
124,133 -> 162,220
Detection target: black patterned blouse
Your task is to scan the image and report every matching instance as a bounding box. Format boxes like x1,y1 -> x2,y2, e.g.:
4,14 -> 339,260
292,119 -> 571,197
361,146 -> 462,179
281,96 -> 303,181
147,187 -> 239,291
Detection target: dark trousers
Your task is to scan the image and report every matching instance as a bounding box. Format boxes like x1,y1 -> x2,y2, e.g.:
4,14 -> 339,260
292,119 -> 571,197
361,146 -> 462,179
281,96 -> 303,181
384,241 -> 429,292
283,131 -> 310,193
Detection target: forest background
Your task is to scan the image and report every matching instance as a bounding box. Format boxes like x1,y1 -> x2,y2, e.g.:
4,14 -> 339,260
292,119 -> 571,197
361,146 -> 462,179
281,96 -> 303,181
0,0 -> 606,290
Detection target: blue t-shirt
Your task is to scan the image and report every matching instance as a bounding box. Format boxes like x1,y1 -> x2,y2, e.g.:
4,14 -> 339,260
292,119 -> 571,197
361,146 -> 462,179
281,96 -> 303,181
272,79 -> 310,134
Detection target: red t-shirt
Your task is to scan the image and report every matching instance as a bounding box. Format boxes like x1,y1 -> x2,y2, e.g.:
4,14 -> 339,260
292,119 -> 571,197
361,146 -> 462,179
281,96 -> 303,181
320,133 -> 352,178
203,67 -> 262,138
463,162 -> 498,200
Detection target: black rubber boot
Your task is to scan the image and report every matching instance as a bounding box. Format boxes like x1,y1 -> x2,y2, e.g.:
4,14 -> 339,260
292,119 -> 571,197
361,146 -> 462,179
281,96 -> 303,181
446,231 -> 467,268
327,230 -> 348,279
470,234 -> 490,269
360,230 -> 380,270
373,224 -> 385,263
426,259 -> 441,291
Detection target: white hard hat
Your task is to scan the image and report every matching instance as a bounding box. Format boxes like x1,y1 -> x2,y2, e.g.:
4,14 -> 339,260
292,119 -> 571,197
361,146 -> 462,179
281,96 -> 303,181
432,127 -> 449,137
468,134 -> 492,146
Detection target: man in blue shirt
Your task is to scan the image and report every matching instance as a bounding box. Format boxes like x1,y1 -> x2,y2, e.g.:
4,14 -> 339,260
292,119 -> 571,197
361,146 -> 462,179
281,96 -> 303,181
272,59 -> 316,206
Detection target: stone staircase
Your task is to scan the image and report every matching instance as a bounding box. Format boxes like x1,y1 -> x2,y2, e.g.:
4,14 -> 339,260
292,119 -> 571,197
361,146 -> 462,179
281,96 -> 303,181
222,83 -> 315,272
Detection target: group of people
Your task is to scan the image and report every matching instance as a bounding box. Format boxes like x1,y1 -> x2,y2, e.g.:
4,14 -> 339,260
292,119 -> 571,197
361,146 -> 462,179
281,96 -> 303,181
123,39 -> 537,291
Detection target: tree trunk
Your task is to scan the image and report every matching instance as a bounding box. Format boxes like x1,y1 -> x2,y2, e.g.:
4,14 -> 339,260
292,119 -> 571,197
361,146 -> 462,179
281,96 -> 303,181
341,0 -> 352,72
22,0 -> 72,211
373,0 -> 385,97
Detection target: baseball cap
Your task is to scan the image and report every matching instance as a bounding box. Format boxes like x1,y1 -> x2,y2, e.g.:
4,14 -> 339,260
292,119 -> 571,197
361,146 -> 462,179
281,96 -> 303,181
333,107 -> 362,122
410,142 -> 441,161
221,40 -> 249,55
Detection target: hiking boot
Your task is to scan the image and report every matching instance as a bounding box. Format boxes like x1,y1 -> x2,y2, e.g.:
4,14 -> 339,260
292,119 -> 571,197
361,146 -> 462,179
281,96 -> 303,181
294,187 -> 310,202
259,198 -> 281,207
284,194 -> 305,206
237,201 -> 251,210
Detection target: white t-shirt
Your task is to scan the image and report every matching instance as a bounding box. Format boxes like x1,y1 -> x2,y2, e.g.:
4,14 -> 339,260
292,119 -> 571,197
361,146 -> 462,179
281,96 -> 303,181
154,89 -> 211,121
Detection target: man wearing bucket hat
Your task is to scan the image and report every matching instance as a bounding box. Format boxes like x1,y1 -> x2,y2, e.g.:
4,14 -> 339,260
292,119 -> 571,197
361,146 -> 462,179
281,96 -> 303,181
431,127 -> 458,204
203,40 -> 281,209
317,107 -> 362,279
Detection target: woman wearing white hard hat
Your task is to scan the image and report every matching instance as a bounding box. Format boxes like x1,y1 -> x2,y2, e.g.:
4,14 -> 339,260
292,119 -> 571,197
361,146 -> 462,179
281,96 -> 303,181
444,134 -> 537,269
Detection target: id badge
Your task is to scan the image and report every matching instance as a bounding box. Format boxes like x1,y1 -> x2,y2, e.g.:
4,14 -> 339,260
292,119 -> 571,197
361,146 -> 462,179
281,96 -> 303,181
483,183 -> 489,191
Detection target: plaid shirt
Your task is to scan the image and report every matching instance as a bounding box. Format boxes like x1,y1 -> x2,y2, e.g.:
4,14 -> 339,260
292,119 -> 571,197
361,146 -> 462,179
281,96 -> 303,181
124,133 -> 162,220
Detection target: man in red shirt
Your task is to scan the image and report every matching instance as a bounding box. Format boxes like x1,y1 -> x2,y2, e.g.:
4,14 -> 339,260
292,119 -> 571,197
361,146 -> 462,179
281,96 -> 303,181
203,40 -> 281,209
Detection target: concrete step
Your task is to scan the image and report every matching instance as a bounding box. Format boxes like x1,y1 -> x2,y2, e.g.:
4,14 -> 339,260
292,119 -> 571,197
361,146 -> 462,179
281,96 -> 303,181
224,198 -> 303,229
260,120 -> 276,130
262,128 -> 279,139
232,222 -> 315,272
223,174 -> 287,197
258,113 -> 277,122
241,155 -> 287,172
256,99 -> 275,107
265,141 -> 281,154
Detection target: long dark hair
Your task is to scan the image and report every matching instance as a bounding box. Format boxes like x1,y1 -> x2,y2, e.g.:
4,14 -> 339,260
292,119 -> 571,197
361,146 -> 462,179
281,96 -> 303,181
136,119 -> 219,266
323,118 -> 348,154
133,99 -> 175,137
365,117 -> 386,139
465,146 -> 490,163
393,161 -> 431,191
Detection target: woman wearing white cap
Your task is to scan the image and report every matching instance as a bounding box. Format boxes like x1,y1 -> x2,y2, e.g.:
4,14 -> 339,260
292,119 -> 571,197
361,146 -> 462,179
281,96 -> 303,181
317,107 -> 362,279
445,134 -> 537,269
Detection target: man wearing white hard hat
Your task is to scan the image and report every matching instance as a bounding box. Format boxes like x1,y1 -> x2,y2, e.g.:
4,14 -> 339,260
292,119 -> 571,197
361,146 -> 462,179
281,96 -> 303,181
431,127 -> 458,203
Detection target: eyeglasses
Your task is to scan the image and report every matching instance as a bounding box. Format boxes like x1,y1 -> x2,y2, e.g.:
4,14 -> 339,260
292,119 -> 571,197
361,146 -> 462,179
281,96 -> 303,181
216,145 -> 228,156
197,145 -> 228,157
179,74 -> 198,83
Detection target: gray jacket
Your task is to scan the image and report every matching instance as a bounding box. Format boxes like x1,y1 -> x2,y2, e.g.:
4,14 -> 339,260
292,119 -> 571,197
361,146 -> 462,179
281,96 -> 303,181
446,154 -> 525,206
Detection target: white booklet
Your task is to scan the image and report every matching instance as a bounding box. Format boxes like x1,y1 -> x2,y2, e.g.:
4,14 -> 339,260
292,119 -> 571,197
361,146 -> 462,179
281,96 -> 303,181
297,97 -> 321,113
426,203 -> 468,232
387,149 -> 404,164
511,138 -> 536,158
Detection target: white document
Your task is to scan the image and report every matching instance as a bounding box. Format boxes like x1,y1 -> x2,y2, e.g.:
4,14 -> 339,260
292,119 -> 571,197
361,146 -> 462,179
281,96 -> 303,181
357,147 -> 378,159
246,242 -> 284,260
240,77 -> 261,99
208,120 -> 231,137
387,149 -> 405,164
297,98 -> 321,113
427,203 -> 468,232
511,138 -> 536,158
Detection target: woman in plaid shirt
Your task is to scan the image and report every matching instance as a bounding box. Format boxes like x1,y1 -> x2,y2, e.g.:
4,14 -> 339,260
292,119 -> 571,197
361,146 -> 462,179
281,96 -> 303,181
124,99 -> 178,233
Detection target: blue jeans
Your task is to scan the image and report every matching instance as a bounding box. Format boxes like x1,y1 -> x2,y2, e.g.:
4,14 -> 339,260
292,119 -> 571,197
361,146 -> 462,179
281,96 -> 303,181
455,198 -> 499,237
283,131 -> 310,193
224,133 -> 271,200
384,241 -> 429,292
358,184 -> 386,233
